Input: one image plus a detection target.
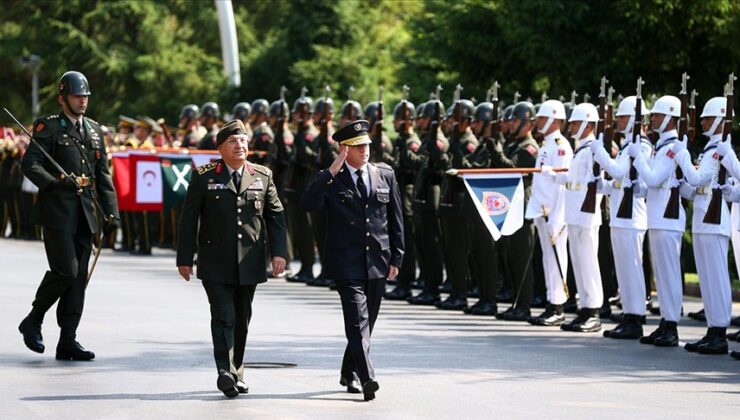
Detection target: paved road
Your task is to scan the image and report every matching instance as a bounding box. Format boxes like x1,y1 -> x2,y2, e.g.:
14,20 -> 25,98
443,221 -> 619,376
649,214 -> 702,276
1,239 -> 738,419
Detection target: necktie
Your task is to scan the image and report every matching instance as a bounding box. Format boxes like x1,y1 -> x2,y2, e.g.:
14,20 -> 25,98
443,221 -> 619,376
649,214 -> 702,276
356,169 -> 367,201
232,170 -> 241,191
75,121 -> 83,140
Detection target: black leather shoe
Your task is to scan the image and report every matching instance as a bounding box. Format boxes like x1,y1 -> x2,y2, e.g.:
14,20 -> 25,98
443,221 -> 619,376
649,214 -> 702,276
687,308 -> 706,322
384,287 -> 412,301
571,315 -> 601,332
528,305 -> 565,326
499,306 -> 530,321
217,371 -> 239,398
731,351 -> 740,360
653,322 -> 679,347
684,336 -> 709,352
236,380 -> 249,394
464,300 -> 481,314
470,301 -> 498,316
639,319 -> 666,345
697,328 -> 728,355
308,277 -> 334,287
529,294 -> 547,309
55,341 -> 95,361
287,271 -> 314,283
362,379 -> 379,401
438,281 -> 453,294
495,289 -> 514,303
603,315 -> 643,339
340,375 -> 362,394
436,295 -> 468,311
18,317 -> 44,353
562,297 -> 578,314
727,329 -> 740,342
407,291 -> 440,306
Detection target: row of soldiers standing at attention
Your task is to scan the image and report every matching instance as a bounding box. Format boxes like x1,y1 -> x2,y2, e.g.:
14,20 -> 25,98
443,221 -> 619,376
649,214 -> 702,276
3,78 -> 738,359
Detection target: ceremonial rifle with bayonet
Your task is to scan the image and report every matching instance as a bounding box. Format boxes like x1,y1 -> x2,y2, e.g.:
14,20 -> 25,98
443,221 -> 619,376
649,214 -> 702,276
663,73 -> 690,219
704,73 -> 736,224
616,77 -> 645,219
581,76 -> 609,213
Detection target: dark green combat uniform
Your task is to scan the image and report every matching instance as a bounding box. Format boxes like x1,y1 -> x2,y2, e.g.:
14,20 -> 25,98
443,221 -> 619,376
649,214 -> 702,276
248,122 -> 275,167
177,159 -> 287,383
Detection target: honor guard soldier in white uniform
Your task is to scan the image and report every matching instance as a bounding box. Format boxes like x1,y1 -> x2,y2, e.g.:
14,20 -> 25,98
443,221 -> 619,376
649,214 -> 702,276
540,103 -> 603,331
525,100 -> 572,325
591,95 -> 653,335
677,95 -> 734,355
627,95 -> 686,345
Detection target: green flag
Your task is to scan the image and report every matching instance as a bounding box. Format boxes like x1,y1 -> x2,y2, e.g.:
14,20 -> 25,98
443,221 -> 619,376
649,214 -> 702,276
161,155 -> 193,211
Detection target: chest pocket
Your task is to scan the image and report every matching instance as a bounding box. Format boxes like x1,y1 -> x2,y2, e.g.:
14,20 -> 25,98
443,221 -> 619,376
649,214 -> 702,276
376,192 -> 390,203
245,191 -> 264,215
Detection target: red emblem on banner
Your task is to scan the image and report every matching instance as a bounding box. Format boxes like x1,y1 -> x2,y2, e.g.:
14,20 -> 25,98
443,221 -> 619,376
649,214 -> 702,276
482,191 -> 510,216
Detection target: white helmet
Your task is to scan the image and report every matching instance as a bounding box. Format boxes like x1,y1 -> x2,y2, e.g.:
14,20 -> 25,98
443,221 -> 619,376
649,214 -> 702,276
568,103 -> 599,123
568,103 -> 599,141
700,96 -> 734,136
616,95 -> 650,117
535,99 -> 565,134
651,95 -> 681,133
616,95 -> 649,135
650,95 -> 681,117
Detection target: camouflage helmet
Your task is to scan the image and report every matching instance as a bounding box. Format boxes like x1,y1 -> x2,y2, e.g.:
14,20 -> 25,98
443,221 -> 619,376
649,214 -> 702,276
58,71 -> 91,96
472,102 -> 494,123
393,101 -> 416,120
292,96 -> 314,113
232,102 -> 251,120
315,97 -> 334,114
269,99 -> 289,118
250,99 -> 269,116
340,100 -> 363,120
179,104 -> 199,120
201,102 -> 220,119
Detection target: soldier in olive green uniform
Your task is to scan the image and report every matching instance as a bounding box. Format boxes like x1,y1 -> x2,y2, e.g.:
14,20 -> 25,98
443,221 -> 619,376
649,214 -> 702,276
408,96 -> 450,305
437,97 -> 478,310
177,119 -> 287,398
18,71 -> 120,360
285,93 -> 319,283
268,97 -> 295,265
233,102 -> 254,140
178,104 -> 207,149
385,97 -> 422,300
365,101 -> 398,167
197,102 -> 221,150
492,101 -> 539,321
248,99 -> 275,168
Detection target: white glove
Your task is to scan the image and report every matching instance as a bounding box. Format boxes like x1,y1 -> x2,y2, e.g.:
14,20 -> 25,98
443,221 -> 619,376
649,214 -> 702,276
628,142 -> 641,158
672,134 -> 688,155
445,168 -> 459,176
679,181 -> 696,200
634,181 -> 648,198
590,133 -> 604,154
721,183 -> 734,198
717,139 -> 732,157
540,165 -> 556,178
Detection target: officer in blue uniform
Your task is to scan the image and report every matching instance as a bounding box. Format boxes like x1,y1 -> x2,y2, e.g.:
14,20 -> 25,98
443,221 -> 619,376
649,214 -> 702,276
301,120 -> 404,402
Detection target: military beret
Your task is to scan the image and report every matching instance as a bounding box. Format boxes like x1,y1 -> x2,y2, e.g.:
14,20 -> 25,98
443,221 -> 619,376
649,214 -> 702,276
216,119 -> 249,147
332,119 -> 371,146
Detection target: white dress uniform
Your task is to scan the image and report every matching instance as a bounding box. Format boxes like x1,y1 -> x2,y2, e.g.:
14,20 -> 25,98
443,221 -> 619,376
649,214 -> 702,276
676,134 -> 732,328
525,130 -> 573,306
632,129 -> 686,323
718,148 -> 740,296
593,135 -> 653,316
551,133 -> 603,309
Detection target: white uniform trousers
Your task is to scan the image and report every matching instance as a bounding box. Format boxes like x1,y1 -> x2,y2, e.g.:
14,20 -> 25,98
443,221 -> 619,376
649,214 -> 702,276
610,227 -> 646,316
568,225 -> 603,309
534,216 -> 568,305
693,233 -> 732,328
648,229 -> 683,323
731,203 -> 740,279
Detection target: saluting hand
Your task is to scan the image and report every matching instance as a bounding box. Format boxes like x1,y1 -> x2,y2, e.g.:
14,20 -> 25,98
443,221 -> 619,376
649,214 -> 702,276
178,265 -> 192,281
329,145 -> 348,176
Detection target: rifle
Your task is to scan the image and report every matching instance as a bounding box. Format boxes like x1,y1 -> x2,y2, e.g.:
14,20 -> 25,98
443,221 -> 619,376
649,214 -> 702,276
704,73 -> 736,224
688,89 -> 697,143
298,86 -> 309,128
347,86 -> 356,120
604,86 -> 615,171
664,72 -> 690,219
581,76 -> 609,213
583,93 -> 591,103
441,84 -> 463,206
400,84 -> 411,133
490,81 -> 501,139
372,86 -> 384,157
513,91 -> 521,104
274,86 -> 287,146
616,77 -> 645,219
415,85 -> 443,204
321,85 -> 331,135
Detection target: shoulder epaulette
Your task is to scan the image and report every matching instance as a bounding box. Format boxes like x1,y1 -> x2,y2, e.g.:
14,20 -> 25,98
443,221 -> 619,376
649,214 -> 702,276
196,162 -> 218,175
372,162 -> 394,171
252,164 -> 272,176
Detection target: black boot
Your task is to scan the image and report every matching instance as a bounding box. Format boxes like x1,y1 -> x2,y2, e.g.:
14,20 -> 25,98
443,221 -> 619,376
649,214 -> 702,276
687,308 -> 706,322
436,295 -> 468,311
470,300 -> 498,316
684,332 -> 710,353
18,316 -> 44,353
384,286 -> 411,301
407,291 -> 440,306
495,305 -> 530,321
603,314 -> 643,339
562,297 -> 578,314
697,327 -> 728,355
56,340 -> 95,361
571,308 -> 601,332
639,319 -> 666,345
528,304 -> 565,326
653,321 -> 679,347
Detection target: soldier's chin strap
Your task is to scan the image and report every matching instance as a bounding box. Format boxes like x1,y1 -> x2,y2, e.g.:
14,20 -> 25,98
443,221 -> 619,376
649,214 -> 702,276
655,114 -> 673,134
703,116 -> 723,137
63,95 -> 84,117
513,119 -> 528,139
